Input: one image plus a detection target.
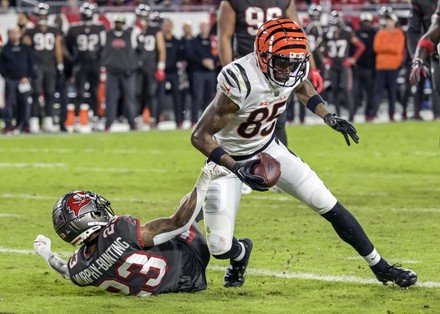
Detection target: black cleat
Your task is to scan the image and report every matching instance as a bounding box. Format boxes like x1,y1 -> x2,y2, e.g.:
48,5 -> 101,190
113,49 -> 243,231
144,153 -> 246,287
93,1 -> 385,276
224,238 -> 253,288
374,263 -> 417,288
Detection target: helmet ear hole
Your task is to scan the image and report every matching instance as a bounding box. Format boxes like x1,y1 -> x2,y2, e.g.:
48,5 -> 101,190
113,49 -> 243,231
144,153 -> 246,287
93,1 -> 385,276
260,52 -> 267,58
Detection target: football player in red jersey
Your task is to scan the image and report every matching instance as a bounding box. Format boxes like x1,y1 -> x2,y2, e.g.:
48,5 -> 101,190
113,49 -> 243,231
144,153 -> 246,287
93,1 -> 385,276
191,18 -> 417,289
33,166 -> 214,296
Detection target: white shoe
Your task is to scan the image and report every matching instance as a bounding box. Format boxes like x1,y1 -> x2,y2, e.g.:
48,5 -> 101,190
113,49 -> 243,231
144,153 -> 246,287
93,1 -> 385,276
241,184 -> 253,195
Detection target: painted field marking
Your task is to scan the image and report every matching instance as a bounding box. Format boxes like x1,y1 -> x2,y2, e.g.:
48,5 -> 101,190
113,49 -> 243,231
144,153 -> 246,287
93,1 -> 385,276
0,213 -> 22,217
0,148 -> 164,155
0,246 -> 438,288
0,163 -> 166,173
0,162 -> 65,168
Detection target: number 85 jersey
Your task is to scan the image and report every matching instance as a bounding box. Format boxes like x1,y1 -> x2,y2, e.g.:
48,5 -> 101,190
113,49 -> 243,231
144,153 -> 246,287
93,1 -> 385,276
215,53 -> 308,157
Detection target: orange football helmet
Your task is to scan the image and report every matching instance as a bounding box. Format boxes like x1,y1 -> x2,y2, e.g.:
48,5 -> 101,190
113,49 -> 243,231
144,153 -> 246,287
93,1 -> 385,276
255,18 -> 309,87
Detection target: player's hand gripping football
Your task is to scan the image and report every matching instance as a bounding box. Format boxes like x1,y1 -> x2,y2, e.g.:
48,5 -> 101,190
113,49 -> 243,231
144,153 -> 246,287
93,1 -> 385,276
324,113 -> 359,146
33,234 -> 53,262
233,159 -> 268,192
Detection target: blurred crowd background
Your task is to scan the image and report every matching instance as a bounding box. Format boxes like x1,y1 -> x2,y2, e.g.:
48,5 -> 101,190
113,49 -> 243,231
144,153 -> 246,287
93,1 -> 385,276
0,0 -> 437,135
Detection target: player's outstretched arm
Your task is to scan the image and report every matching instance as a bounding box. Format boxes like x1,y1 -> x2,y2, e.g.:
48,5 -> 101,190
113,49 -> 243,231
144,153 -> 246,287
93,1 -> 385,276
295,80 -> 359,146
33,235 -> 70,280
139,165 -> 212,247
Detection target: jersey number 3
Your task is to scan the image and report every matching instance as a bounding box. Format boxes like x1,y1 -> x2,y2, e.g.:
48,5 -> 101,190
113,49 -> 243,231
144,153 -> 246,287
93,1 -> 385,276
99,252 -> 167,297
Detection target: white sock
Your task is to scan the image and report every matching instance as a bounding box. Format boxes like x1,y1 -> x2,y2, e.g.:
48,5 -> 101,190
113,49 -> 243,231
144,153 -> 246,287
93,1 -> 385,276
363,248 -> 381,267
233,242 -> 246,262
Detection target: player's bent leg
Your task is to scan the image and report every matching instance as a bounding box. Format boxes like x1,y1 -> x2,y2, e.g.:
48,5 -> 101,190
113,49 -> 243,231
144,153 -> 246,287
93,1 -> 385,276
223,238 -> 253,288
203,173 -> 241,256
203,173 -> 252,287
266,141 -> 337,214
265,143 -> 417,288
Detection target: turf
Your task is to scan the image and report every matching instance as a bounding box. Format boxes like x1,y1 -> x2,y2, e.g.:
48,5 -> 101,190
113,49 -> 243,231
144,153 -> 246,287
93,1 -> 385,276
0,121 -> 439,313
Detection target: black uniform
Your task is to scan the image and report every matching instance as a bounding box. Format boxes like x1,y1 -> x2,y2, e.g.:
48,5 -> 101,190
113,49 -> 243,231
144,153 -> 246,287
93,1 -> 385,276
0,41 -> 34,131
322,26 -> 355,119
407,0 -> 440,119
354,23 -> 377,117
101,28 -> 138,130
135,23 -> 160,117
67,22 -> 105,115
227,0 -> 290,59
68,215 -> 209,296
185,34 -> 218,124
24,25 -> 60,118
156,34 -> 184,127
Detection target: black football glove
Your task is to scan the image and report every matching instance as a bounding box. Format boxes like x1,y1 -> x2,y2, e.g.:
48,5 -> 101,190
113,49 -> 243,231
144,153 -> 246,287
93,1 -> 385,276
324,113 -> 359,146
232,159 -> 268,192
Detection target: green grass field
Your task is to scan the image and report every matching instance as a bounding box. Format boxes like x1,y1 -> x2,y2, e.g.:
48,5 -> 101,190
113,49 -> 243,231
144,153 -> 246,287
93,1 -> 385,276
0,121 -> 439,313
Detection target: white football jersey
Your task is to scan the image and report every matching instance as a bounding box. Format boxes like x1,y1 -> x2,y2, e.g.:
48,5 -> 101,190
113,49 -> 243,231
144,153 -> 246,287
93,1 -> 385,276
215,53 -> 309,156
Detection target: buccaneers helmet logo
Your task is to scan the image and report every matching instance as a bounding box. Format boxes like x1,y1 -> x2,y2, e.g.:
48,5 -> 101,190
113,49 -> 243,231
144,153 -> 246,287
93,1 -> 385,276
67,192 -> 92,217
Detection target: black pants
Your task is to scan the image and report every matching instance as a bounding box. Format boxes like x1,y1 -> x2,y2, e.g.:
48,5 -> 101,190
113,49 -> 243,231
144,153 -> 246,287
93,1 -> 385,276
104,71 -> 137,129
372,69 -> 399,117
75,62 -> 100,116
328,66 -> 354,120
136,66 -> 157,116
353,67 -> 375,117
32,65 -> 56,118
156,72 -> 184,125
4,78 -> 32,129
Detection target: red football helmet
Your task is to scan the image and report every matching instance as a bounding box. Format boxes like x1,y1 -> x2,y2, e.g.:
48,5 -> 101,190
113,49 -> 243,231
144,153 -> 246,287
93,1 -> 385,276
255,18 -> 309,87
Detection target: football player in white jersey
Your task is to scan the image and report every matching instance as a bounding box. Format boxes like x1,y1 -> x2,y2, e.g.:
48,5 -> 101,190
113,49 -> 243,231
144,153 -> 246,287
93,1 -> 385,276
191,18 -> 417,289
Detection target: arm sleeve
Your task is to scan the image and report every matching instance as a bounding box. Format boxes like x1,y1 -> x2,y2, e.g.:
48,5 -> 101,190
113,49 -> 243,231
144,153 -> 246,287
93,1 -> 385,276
151,187 -> 205,246
48,255 -> 70,280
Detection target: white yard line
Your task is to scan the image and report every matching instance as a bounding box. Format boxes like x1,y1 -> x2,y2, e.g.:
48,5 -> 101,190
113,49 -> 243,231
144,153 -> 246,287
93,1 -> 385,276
0,162 -> 66,168
0,148 -> 163,155
0,164 -> 167,173
0,246 -> 438,288
0,213 -> 22,217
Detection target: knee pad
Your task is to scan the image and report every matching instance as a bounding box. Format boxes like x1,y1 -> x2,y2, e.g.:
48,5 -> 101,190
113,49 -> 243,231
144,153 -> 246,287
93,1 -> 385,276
206,231 -> 232,256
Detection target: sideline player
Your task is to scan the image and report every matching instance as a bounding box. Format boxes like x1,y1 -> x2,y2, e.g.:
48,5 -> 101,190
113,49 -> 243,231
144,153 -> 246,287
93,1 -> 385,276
191,18 -> 417,289
66,2 -> 106,118
408,0 -> 440,120
33,166 -> 213,296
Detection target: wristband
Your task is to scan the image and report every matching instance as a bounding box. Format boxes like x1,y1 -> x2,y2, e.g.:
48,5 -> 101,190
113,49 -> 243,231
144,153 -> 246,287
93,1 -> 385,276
209,147 -> 227,165
417,38 -> 435,54
306,94 -> 324,113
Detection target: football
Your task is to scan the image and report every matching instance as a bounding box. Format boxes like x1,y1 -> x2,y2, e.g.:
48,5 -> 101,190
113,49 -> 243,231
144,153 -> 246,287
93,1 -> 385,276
251,152 -> 281,188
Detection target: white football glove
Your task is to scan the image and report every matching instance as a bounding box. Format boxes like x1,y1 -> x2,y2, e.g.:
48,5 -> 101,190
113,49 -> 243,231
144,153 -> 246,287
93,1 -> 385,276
33,234 -> 54,262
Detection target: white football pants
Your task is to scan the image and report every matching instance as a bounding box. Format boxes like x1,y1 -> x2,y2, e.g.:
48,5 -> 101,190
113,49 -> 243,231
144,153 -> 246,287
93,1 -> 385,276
202,139 -> 337,255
